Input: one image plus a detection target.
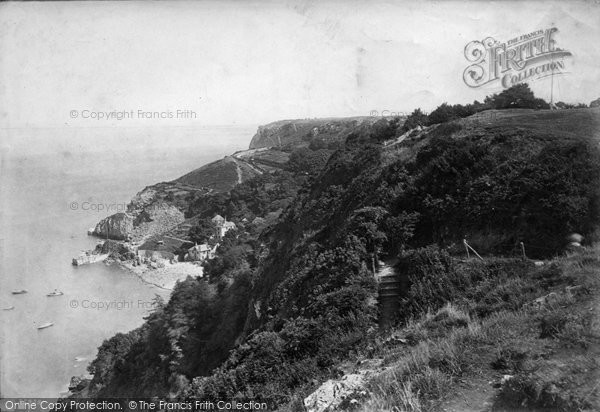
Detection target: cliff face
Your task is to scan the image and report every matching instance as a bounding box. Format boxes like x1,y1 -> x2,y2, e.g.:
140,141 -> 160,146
248,117 -> 382,149
93,212 -> 133,240
93,185 -> 188,242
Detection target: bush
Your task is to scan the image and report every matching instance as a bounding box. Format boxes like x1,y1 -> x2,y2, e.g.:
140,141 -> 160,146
397,246 -> 471,318
485,83 -> 549,109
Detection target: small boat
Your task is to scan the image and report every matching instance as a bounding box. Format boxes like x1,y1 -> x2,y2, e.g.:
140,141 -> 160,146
47,291 -> 64,297
11,289 -> 27,295
37,322 -> 54,330
2,306 -> 15,311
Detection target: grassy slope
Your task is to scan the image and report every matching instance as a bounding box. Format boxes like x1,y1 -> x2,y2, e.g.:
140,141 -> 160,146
297,108 -> 600,412
462,108 -> 600,140
176,156 -> 249,192
355,248 -> 600,411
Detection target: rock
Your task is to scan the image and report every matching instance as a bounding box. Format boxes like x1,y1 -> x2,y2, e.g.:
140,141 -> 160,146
383,334 -> 407,346
565,285 -> 586,297
566,233 -> 583,244
100,239 -> 134,257
93,212 -> 134,240
304,374 -> 366,412
68,375 -> 91,392
92,184 -> 187,243
493,375 -> 513,388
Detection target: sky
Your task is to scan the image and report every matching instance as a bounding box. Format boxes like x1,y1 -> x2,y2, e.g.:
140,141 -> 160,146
0,0 -> 599,154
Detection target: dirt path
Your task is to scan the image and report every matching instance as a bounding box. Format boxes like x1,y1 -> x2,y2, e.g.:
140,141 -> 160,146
233,158 -> 243,184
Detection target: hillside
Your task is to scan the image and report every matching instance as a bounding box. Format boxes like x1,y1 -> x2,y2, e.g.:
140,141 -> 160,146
176,156 -> 259,192
78,106 -> 600,411
92,117 -> 383,244
248,116 -> 385,149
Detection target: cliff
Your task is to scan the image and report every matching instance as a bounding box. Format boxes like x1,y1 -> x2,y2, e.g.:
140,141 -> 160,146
93,184 -> 193,242
83,107 -> 600,410
248,116 -> 383,149
91,117 -> 386,243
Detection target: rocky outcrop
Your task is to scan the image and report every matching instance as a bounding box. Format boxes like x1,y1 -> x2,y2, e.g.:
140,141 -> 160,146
64,374 -> 92,398
99,239 -> 136,260
68,375 -> 91,392
93,185 -> 187,242
249,117 -> 380,149
93,212 -> 133,240
303,359 -> 386,412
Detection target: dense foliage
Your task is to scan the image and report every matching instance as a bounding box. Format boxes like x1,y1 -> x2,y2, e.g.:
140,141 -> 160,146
87,90 -> 600,406
402,84 -> 589,133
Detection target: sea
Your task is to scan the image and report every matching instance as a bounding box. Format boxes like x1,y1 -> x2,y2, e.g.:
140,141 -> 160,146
0,125 -> 254,397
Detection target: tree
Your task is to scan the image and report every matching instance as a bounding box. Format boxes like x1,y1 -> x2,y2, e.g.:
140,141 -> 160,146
401,108 -> 429,133
189,219 -> 217,244
428,103 -> 457,125
486,83 -> 548,109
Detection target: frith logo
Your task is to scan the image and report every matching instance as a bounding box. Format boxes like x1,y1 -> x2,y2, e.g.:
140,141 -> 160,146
463,28 -> 572,89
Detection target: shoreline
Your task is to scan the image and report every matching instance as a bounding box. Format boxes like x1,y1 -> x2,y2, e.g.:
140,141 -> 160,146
109,258 -> 203,290
63,257 -> 204,398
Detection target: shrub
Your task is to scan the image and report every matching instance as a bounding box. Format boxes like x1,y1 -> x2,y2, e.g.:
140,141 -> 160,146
397,246 -> 472,318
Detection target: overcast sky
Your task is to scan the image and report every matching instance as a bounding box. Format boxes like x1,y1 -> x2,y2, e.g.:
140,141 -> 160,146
1,0 -> 599,152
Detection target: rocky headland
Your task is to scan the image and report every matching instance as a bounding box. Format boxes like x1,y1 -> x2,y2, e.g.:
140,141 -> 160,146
85,117 -> 383,288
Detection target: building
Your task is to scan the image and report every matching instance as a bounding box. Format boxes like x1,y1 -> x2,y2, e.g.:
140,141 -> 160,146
187,243 -> 215,262
212,214 -> 236,238
137,249 -> 176,262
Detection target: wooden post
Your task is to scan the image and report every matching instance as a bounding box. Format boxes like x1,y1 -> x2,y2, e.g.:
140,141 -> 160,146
463,239 -> 470,259
464,239 -> 484,261
520,242 -> 526,260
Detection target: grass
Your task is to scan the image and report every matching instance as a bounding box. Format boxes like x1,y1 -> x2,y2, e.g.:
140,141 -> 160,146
354,246 -> 600,412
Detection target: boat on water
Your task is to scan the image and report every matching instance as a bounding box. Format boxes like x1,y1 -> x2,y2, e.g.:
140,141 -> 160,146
2,306 -> 15,311
47,290 -> 64,297
11,289 -> 27,295
72,251 -> 109,266
37,322 -> 54,330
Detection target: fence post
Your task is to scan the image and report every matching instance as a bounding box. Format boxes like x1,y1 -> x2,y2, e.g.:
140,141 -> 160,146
464,239 -> 484,261
463,239 -> 470,259
520,242 -> 527,260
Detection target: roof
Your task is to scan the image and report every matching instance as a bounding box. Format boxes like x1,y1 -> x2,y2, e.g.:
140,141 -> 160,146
212,214 -> 225,223
189,244 -> 211,252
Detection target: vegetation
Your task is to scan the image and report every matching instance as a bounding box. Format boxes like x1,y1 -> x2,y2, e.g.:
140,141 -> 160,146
360,247 -> 600,411
86,86 -> 600,410
402,84 -> 590,133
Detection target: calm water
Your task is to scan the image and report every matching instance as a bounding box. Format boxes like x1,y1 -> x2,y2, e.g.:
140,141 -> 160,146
0,126 -> 252,397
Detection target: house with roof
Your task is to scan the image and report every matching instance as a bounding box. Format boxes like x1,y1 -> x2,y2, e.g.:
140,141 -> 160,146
212,214 -> 236,238
186,243 -> 216,262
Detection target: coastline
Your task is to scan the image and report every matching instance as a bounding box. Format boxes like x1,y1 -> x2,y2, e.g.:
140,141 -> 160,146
62,253 -> 202,399
110,259 -> 203,290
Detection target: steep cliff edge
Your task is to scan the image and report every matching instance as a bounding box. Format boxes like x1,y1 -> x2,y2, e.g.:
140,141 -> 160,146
93,183 -> 201,242
248,117 -> 382,149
